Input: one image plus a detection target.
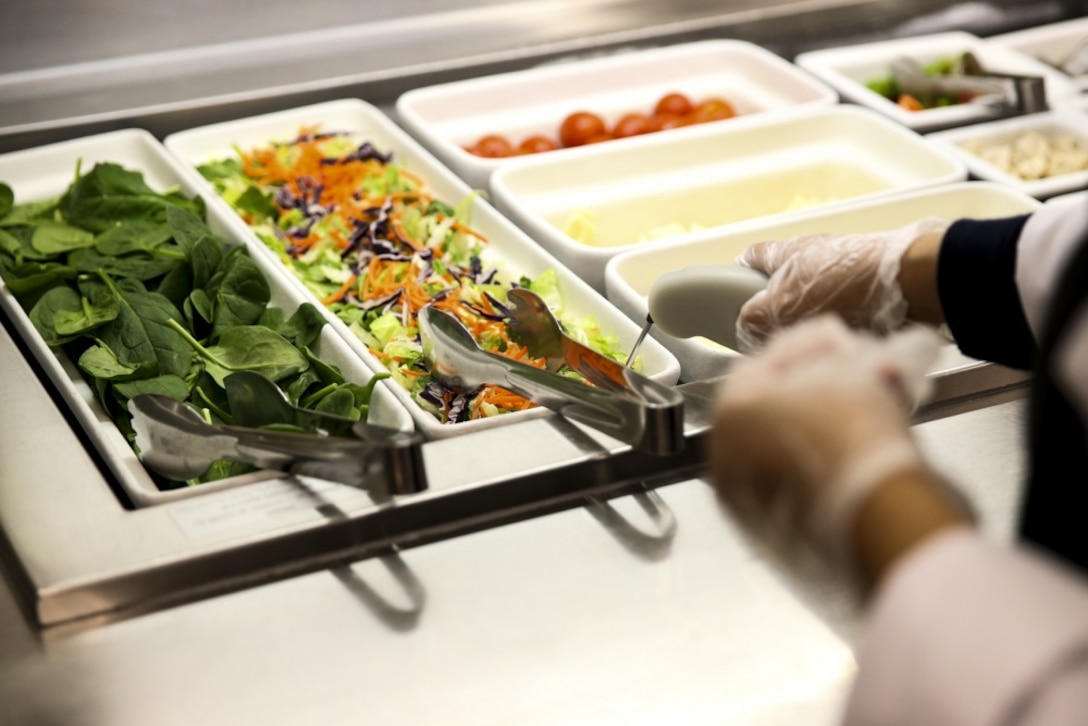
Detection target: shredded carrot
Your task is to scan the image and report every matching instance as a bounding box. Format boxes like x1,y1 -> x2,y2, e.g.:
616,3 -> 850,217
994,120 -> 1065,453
897,94 -> 924,111
321,274 -> 357,305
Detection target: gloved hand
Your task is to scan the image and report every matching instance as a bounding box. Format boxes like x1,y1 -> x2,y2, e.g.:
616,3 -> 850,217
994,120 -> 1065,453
708,315 -> 945,594
735,217 -> 949,352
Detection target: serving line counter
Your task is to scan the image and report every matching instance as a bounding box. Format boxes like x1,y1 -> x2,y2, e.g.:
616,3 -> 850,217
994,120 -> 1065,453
0,0 -> 1064,722
0,309 -> 1029,725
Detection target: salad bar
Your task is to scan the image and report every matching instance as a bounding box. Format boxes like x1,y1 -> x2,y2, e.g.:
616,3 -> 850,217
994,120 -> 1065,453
0,0 -> 1078,723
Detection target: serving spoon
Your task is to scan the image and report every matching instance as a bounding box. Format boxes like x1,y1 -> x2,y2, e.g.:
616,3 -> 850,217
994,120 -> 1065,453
505,287 -> 629,392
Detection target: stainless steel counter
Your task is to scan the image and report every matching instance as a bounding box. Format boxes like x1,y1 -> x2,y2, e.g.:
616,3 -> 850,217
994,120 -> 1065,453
0,0 -> 1073,152
0,376 -> 1026,726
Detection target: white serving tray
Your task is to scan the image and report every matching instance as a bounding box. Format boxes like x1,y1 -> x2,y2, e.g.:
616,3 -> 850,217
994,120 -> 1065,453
1046,189 -> 1088,208
163,98 -> 681,440
989,17 -> 1088,91
604,181 -> 1042,381
926,108 -> 1088,199
795,31 -> 1079,133
0,128 -> 415,507
395,39 -> 838,192
489,104 -> 968,292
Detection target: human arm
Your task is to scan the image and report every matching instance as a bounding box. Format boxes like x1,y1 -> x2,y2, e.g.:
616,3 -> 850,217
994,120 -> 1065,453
710,313 -> 1088,726
707,315 -> 970,596
844,531 -> 1088,726
735,203 -> 1088,370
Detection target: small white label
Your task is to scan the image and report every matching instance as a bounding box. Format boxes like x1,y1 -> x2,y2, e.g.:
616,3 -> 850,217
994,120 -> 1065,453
167,477 -> 372,539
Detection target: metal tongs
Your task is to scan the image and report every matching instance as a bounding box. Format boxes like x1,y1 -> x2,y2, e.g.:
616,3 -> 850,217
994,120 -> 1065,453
418,293 -> 684,455
128,371 -> 427,497
890,53 -> 1048,115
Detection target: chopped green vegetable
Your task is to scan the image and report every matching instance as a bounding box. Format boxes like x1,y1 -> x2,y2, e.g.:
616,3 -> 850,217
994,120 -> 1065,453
0,163 -> 388,489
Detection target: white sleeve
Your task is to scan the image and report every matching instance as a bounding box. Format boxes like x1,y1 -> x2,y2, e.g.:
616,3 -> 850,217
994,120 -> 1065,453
843,530 -> 1088,726
1015,202 -> 1088,341
1016,202 -> 1088,425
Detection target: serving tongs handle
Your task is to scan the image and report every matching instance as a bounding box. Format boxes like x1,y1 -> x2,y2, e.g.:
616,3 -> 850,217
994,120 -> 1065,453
128,394 -> 428,496
502,359 -> 683,454
890,55 -> 1048,115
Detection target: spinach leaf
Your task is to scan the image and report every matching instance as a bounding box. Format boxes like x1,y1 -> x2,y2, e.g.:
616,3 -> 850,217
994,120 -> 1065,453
172,321 -> 308,383
54,283 -> 119,336
234,186 -> 278,219
302,345 -> 344,385
259,303 -> 326,349
311,386 -> 358,419
78,342 -> 142,380
155,262 -> 194,309
94,220 -> 172,255
0,260 -> 76,300
70,247 -> 181,281
98,274 -> 193,378
185,288 -> 213,327
28,286 -> 83,345
205,326 -> 310,382
32,222 -> 96,255
196,158 -> 243,181
165,205 -> 212,253
1,225 -> 51,262
189,236 -> 223,290
60,163 -> 203,232
207,248 -> 270,336
0,196 -> 58,228
0,183 -> 12,218
112,374 -> 189,402
284,367 -> 323,404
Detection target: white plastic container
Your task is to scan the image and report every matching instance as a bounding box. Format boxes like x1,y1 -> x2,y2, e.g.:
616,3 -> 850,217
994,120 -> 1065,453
395,40 -> 838,191
989,17 -> 1088,91
1045,189 -> 1088,208
489,104 -> 968,292
795,31 -> 1079,133
604,181 -> 1042,381
0,128 -> 415,507
927,108 -> 1088,199
164,99 -> 681,440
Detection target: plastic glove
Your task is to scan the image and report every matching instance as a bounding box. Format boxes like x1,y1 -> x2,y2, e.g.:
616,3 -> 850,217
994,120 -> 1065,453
708,315 -> 944,594
735,217 -> 949,352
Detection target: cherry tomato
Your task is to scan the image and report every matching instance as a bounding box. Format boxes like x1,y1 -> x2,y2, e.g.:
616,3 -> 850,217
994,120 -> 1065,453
688,98 -> 736,124
517,135 -> 560,154
648,112 -> 689,132
473,134 -> 515,158
559,111 -> 607,147
653,92 -> 694,118
584,131 -> 615,145
612,113 -> 652,138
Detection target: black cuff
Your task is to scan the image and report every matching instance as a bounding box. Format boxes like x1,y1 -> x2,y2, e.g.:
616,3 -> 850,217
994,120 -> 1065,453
938,215 -> 1036,370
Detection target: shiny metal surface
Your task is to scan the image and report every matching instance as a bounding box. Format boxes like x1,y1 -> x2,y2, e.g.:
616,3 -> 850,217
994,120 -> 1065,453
128,388 -> 428,497
0,0 -> 1070,152
0,305 -> 708,627
0,392 -> 1027,725
420,306 -> 686,455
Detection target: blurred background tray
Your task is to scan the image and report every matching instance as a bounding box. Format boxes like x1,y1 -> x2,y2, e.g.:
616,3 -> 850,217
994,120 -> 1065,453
489,104 -> 967,291
605,181 -> 1041,381
395,39 -> 837,191
926,108 -> 1088,199
795,30 -> 1079,133
988,16 -> 1088,91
